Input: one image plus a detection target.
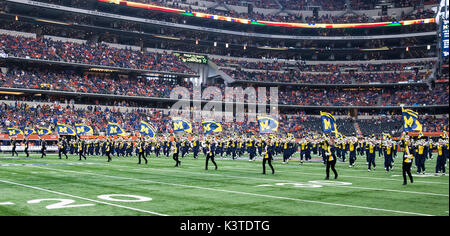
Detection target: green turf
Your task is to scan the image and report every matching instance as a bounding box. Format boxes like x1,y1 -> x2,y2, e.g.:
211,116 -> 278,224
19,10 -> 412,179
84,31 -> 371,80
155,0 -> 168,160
0,152 -> 448,216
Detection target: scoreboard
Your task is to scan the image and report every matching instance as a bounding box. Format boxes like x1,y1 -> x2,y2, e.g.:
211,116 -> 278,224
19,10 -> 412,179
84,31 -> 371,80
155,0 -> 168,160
173,52 -> 208,64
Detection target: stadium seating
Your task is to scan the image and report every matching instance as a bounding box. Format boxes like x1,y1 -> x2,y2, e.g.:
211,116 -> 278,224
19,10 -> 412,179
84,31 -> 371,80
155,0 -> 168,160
0,34 -> 196,75
0,0 -> 447,138
1,101 -> 447,136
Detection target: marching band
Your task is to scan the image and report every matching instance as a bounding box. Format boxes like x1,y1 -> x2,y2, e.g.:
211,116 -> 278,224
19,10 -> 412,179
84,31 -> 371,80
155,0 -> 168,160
5,132 -> 450,180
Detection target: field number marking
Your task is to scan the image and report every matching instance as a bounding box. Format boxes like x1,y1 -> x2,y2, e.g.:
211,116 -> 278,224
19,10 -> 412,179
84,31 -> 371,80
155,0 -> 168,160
27,198 -> 95,209
26,195 -> 152,209
97,194 -> 152,203
0,179 -> 165,215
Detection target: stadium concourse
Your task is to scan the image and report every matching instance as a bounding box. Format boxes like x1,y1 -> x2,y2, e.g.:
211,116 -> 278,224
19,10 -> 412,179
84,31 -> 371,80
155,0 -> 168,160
0,0 -> 448,219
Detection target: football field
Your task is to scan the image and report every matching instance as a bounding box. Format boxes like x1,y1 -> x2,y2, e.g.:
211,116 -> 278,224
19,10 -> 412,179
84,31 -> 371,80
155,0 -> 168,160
0,152 -> 448,216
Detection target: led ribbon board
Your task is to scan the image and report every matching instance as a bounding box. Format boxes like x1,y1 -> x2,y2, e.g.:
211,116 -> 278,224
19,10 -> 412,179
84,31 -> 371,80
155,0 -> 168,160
98,0 -> 435,29
442,19 -> 449,57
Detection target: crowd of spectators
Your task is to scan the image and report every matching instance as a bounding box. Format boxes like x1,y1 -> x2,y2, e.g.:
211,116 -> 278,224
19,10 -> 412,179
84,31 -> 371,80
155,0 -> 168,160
214,58 -> 435,84
0,34 -> 196,75
223,68 -> 430,84
0,1 -> 445,138
276,85 -> 448,106
0,101 -> 165,135
0,66 -> 447,107
213,58 -> 435,72
0,67 -> 192,98
0,11 -> 437,62
378,83 -> 449,106
1,100 -> 447,137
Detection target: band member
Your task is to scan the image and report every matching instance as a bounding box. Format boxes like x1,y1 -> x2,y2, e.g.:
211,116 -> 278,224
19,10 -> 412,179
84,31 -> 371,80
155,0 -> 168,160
262,137 -> 275,175
205,138 -> 218,170
172,137 -> 181,167
78,139 -> 87,160
70,140 -> 76,155
181,138 -> 188,158
414,138 -> 427,174
402,137 -> 414,185
435,138 -> 448,175
321,135 -> 329,164
40,137 -> 47,158
155,138 -> 162,157
192,137 -> 200,159
105,138 -> 112,162
247,137 -> 256,161
427,137 -> 433,160
366,138 -> 376,171
383,138 -> 394,172
348,136 -> 357,168
303,138 -> 311,162
137,138 -> 148,165
324,137 -> 338,180
340,138 -> 347,162
58,137 -> 68,159
11,138 -> 18,157
24,138 -> 29,157
164,137 -> 171,157
95,139 -> 101,156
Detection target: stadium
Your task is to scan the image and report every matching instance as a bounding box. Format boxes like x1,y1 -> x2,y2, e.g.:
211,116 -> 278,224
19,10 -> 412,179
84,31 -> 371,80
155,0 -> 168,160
0,0 -> 448,220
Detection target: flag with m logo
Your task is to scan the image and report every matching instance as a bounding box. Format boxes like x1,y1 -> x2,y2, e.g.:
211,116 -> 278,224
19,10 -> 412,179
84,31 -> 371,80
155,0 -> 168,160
257,116 -> 278,134
402,107 -> 422,132
57,123 -> 76,136
107,122 -> 127,136
139,121 -> 157,138
171,117 -> 192,133
75,124 -> 94,135
320,112 -> 338,135
24,127 -> 36,136
36,127 -> 52,136
7,128 -> 23,137
202,120 -> 222,135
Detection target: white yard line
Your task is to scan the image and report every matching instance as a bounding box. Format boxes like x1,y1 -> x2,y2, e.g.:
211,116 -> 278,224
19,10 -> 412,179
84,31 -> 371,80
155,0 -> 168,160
0,202 -> 15,205
31,166 -> 435,216
0,178 -> 169,216
125,166 -> 449,197
145,158 -> 449,185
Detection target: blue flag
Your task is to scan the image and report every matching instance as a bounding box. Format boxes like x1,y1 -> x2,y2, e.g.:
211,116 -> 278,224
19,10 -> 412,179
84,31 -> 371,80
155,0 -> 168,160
202,120 -> 223,135
139,121 -> 157,138
7,128 -> 23,137
57,123 -> 76,136
107,122 -> 126,136
75,124 -> 94,135
321,112 -> 338,134
257,116 -> 278,134
402,107 -> 422,132
24,128 -> 36,136
172,117 -> 192,133
36,127 -> 52,136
